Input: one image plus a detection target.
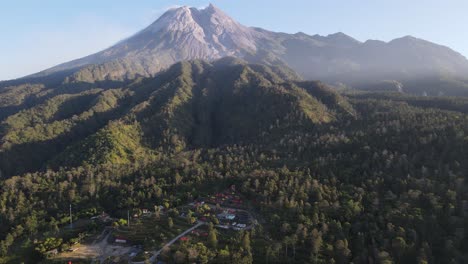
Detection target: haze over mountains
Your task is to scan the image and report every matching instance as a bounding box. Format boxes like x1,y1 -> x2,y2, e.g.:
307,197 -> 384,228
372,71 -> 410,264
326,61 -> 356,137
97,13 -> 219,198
16,4 -> 468,96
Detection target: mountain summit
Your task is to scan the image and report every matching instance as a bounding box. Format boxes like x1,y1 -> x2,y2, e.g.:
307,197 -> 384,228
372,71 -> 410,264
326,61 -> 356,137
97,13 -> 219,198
36,4 -> 263,81
143,4 -> 258,52
25,4 -> 468,95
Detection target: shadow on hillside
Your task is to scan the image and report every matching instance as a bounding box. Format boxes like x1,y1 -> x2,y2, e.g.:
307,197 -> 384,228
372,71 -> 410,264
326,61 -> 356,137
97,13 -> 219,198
0,79 -> 130,123
51,93 -> 100,122
0,95 -> 133,177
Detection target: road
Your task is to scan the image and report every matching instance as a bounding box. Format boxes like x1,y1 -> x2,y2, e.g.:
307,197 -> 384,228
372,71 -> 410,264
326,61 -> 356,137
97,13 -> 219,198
96,230 -> 111,263
131,221 -> 205,264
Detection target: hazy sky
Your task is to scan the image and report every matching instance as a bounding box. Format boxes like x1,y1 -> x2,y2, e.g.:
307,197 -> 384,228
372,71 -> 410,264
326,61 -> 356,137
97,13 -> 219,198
1,0 -> 467,80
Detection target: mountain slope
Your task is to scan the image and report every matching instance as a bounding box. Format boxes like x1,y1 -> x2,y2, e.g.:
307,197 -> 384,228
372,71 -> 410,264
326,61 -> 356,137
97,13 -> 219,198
55,59 -> 355,168
0,59 -> 353,176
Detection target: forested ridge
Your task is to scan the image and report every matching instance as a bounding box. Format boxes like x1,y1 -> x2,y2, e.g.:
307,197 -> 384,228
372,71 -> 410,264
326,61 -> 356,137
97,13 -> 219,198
0,59 -> 467,263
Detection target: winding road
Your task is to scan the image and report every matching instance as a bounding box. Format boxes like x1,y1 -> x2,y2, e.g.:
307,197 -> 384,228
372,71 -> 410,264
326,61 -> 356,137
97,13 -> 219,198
131,221 -> 205,264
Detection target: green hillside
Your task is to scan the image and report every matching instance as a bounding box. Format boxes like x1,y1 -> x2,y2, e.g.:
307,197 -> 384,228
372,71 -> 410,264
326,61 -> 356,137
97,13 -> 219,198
0,59 -> 352,175
0,59 -> 467,264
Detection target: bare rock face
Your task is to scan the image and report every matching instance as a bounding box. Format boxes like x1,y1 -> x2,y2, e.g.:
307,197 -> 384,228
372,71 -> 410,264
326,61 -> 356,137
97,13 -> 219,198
37,4 -> 265,81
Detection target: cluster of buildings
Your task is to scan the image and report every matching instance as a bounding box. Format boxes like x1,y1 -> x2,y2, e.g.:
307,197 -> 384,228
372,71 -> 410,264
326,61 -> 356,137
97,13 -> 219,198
216,209 -> 251,230
185,187 -> 253,231
205,187 -> 245,208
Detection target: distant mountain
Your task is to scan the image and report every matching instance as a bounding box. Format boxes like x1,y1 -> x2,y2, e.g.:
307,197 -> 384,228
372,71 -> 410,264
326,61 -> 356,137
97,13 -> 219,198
19,4 -> 468,96
31,4 -> 263,81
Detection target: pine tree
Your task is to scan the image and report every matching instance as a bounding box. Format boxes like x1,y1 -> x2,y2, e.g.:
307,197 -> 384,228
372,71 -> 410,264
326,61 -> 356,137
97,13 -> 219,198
242,232 -> 251,254
168,217 -> 174,229
208,223 -> 218,248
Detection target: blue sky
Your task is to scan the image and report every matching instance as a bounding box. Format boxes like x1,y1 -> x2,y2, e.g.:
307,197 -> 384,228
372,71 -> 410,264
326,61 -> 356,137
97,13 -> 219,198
1,0 -> 467,80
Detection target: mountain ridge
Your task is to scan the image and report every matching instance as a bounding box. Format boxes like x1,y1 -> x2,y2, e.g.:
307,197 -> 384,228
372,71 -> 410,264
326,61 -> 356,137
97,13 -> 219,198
0,58 -> 353,176
14,4 -> 467,96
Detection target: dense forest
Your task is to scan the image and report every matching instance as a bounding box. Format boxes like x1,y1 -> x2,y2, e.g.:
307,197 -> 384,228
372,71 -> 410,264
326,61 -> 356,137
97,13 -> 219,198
0,59 -> 467,263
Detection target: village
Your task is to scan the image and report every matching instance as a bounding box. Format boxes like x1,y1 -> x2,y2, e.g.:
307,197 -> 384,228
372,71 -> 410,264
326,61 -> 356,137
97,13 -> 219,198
49,186 -> 256,263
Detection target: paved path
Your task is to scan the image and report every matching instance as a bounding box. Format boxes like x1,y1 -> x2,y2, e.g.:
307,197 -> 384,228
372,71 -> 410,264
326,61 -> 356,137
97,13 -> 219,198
96,230 -> 112,263
131,221 -> 205,264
